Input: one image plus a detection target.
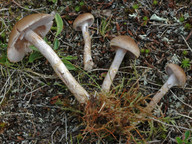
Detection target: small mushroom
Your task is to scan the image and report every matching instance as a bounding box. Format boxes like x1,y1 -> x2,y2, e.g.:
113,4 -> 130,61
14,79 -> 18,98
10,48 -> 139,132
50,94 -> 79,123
73,13 -> 94,71
101,35 -> 140,92
7,13 -> 89,104
145,63 -> 186,112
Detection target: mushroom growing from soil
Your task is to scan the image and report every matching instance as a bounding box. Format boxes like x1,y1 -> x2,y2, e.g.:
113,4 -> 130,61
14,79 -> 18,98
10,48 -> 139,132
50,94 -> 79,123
7,13 -> 89,104
73,13 -> 94,71
101,35 -> 140,92
144,63 -> 186,112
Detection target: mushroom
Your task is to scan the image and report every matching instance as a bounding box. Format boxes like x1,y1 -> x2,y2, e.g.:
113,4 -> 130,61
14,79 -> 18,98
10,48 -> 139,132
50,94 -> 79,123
101,35 -> 140,92
7,13 -> 89,104
144,63 -> 186,112
73,13 -> 94,71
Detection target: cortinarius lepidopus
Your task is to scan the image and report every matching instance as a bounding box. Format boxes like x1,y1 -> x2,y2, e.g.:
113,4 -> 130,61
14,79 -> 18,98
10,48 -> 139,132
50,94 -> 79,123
144,63 -> 186,112
101,35 -> 140,92
7,13 -> 89,104
73,13 -> 94,71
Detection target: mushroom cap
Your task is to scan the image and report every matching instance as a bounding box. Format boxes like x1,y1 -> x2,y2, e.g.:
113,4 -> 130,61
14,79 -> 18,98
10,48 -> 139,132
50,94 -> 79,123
7,13 -> 55,62
110,35 -> 140,58
165,63 -> 186,87
73,13 -> 94,31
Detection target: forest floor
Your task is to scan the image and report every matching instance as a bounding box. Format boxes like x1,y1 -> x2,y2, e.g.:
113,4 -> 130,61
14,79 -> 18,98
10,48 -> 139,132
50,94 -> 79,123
0,0 -> 192,143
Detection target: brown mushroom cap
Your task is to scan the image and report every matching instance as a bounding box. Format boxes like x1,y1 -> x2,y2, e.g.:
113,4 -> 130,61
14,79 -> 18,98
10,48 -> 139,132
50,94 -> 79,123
7,13 -> 54,62
110,35 -> 140,58
73,13 -> 94,31
165,63 -> 186,87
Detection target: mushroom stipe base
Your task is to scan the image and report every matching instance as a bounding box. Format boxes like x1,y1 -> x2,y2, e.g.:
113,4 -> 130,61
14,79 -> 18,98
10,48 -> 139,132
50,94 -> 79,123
25,30 -> 89,104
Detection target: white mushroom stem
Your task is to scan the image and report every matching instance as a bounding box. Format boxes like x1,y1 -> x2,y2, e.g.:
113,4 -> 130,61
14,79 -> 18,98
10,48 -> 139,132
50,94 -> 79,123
81,23 -> 94,71
102,48 -> 127,92
25,30 -> 89,104
144,74 -> 177,112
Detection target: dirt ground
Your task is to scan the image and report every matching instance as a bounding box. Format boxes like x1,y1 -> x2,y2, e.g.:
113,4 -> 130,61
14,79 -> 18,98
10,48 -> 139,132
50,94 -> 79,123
0,0 -> 192,143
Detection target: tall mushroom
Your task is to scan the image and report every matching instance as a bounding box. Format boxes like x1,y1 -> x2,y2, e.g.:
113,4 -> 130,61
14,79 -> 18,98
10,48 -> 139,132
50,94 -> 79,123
144,63 -> 186,112
102,35 -> 140,92
7,13 -> 89,104
73,13 -> 94,71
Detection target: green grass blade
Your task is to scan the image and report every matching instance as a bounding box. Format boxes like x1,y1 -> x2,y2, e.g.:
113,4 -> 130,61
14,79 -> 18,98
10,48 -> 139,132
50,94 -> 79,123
54,13 -> 63,38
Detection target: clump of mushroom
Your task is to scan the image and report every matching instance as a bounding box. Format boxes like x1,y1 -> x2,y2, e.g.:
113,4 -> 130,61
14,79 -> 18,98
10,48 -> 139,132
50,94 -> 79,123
144,63 -> 186,112
73,13 -> 94,71
101,35 -> 140,93
7,13 -> 89,104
